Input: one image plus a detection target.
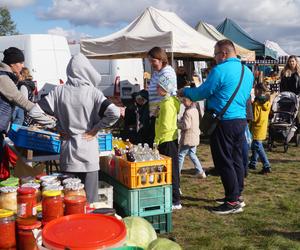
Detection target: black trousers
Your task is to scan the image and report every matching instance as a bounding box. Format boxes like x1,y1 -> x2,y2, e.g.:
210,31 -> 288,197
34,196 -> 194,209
158,139 -> 180,205
210,119 -> 246,202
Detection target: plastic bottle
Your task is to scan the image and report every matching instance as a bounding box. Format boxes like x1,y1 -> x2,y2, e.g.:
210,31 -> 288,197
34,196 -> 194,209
149,166 -> 155,184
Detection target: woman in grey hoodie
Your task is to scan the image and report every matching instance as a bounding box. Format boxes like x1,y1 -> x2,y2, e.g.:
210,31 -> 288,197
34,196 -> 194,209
39,53 -> 120,203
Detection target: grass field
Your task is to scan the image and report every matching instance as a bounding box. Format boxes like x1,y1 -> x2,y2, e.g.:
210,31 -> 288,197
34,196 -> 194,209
168,139 -> 300,250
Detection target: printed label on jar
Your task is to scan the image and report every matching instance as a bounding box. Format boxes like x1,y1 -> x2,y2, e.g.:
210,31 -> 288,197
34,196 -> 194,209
17,203 -> 27,217
32,206 -> 37,216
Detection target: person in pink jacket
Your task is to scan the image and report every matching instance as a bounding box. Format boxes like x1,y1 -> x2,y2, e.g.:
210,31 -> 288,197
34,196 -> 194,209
178,97 -> 206,178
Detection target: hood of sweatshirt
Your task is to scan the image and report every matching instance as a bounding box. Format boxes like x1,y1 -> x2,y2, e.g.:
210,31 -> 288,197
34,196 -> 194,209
66,53 -> 101,87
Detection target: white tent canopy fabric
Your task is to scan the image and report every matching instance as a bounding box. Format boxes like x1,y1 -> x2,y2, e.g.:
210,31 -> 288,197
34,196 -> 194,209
81,7 -> 215,59
195,21 -> 255,61
264,40 -> 289,57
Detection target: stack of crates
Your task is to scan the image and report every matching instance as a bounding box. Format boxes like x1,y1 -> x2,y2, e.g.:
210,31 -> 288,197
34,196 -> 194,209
100,155 -> 173,234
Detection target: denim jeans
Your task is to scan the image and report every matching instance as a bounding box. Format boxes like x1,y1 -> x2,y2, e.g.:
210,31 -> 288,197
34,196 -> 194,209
178,145 -> 203,174
12,107 -> 24,125
250,140 -> 270,169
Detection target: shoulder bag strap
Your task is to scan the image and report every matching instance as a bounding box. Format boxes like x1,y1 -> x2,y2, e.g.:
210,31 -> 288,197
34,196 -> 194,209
217,64 -> 245,119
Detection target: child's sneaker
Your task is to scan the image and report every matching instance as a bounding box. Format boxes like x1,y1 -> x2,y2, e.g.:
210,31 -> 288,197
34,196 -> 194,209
172,203 -> 182,210
195,171 -> 207,179
248,163 -> 256,170
259,167 -> 271,175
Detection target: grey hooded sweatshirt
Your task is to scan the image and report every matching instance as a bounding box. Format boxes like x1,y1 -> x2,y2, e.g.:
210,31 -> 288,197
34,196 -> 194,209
39,53 -> 120,172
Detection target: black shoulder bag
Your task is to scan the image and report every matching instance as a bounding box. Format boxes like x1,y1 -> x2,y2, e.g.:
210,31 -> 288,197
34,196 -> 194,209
200,65 -> 245,136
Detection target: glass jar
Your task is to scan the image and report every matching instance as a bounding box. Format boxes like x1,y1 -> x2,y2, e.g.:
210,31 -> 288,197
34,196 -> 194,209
64,183 -> 86,197
21,183 -> 41,203
17,221 -> 41,250
0,186 -> 18,212
42,184 -> 64,192
42,190 -> 64,225
17,187 -> 37,226
39,175 -> 58,184
0,209 -> 16,249
64,195 -> 86,215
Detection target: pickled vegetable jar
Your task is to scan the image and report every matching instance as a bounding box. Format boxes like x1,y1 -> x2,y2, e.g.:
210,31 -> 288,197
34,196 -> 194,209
64,182 -> 86,197
0,186 -> 18,212
42,190 -> 63,225
17,187 -> 37,225
0,209 -> 16,249
17,221 -> 41,250
64,195 -> 86,215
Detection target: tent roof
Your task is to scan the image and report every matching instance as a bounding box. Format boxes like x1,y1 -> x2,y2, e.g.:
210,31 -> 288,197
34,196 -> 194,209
195,21 -> 255,61
216,18 -> 277,59
264,40 -> 289,57
81,7 -> 215,59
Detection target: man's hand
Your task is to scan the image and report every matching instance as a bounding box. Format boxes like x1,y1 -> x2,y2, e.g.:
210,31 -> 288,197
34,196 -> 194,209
82,128 -> 99,141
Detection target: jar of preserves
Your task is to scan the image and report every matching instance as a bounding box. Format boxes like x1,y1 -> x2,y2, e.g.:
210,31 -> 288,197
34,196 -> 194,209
17,187 -> 37,225
42,190 -> 64,225
0,186 -> 18,212
17,221 -> 41,250
64,183 -> 86,197
64,195 -> 86,215
39,175 -> 58,184
21,183 -> 41,203
0,209 -> 16,249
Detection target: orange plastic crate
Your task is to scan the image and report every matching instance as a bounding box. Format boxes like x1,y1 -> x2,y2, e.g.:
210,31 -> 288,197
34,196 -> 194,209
100,155 -> 172,189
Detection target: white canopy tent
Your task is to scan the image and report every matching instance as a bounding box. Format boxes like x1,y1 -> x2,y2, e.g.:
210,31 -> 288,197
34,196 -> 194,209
264,40 -> 289,57
81,7 -> 215,60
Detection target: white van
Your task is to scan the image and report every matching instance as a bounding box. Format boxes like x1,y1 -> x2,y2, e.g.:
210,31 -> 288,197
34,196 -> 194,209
69,44 -> 144,99
0,34 -> 71,98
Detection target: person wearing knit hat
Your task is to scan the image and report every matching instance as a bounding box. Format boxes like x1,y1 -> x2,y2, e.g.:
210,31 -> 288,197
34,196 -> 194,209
3,47 -> 25,65
155,73 -> 181,210
0,47 -> 55,168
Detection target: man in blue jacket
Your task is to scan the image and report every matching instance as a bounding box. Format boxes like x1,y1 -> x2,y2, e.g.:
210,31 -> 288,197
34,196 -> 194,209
178,39 -> 253,214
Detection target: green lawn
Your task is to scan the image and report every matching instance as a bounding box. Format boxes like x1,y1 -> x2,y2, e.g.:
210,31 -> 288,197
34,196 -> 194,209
168,140 -> 300,250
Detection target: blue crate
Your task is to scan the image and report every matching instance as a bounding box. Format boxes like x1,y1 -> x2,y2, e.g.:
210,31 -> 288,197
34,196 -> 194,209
98,133 -> 112,152
8,124 -> 61,154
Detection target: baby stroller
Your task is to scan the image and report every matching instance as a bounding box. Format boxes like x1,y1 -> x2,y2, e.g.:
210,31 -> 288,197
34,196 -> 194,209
267,91 -> 300,152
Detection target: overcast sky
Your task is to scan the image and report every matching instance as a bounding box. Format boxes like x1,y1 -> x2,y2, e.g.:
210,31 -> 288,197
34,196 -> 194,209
3,0 -> 300,55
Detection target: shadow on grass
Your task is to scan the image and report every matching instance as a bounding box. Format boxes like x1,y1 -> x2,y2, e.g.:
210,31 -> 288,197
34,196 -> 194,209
260,230 -> 300,241
181,196 -> 215,203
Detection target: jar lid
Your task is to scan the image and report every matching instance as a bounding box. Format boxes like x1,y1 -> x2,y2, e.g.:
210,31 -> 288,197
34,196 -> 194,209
43,190 -> 62,197
0,177 -> 19,187
64,182 -> 84,191
42,185 -> 63,191
0,186 -> 18,193
17,220 -> 41,230
40,175 -> 58,183
0,209 -> 14,218
35,173 -> 46,180
62,178 -> 81,186
21,183 -> 40,190
64,195 -> 86,204
92,208 -> 116,215
41,180 -> 61,187
17,187 -> 36,195
42,214 -> 126,249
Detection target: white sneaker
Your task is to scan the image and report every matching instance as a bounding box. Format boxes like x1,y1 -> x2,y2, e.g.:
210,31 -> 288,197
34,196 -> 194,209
196,171 -> 206,179
172,204 -> 182,210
